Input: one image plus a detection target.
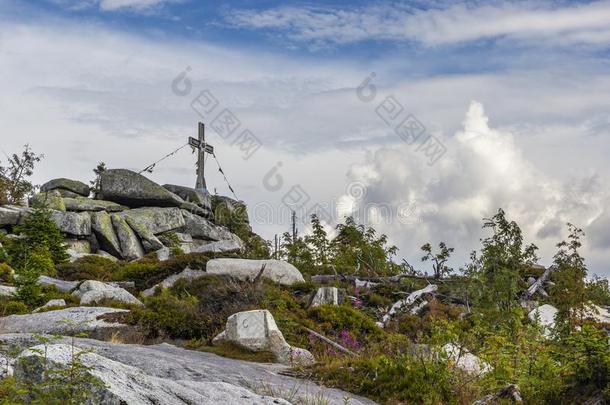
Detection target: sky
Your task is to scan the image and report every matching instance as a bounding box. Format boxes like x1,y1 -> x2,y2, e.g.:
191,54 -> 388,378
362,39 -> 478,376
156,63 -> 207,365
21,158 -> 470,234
1,0 -> 610,277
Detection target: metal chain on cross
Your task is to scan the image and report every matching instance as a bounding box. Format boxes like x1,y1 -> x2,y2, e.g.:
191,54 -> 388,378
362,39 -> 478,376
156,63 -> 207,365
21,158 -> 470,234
211,151 -> 239,200
138,143 -> 189,174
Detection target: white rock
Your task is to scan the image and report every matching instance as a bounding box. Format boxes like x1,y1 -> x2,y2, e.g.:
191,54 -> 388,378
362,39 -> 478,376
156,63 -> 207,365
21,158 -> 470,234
142,267 -> 206,297
190,239 -> 244,254
75,280 -> 142,306
214,309 -> 315,367
155,246 -> 171,261
32,299 -> 66,313
443,343 -> 491,375
0,284 -> 16,297
0,307 -> 129,337
582,304 -> 610,324
206,259 -> 305,286
0,353 -> 13,379
528,304 -> 558,337
310,287 -> 341,307
16,344 -> 289,405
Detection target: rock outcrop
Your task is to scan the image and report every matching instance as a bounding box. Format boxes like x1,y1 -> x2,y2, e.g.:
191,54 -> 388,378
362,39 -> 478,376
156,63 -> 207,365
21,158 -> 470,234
213,310 -> 315,367
206,259 -> 304,286
0,334 -> 374,405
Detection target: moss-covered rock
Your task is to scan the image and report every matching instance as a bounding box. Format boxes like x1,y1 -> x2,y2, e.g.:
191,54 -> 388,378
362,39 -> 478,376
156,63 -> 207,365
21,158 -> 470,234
40,177 -> 90,197
31,191 -> 65,211
63,197 -> 127,213
91,211 -> 122,258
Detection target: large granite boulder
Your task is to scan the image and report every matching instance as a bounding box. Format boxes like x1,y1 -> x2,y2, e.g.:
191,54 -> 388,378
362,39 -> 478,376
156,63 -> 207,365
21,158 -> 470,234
99,169 -> 184,208
181,209 -> 241,241
15,343 -> 288,405
213,310 -> 315,367
142,268 -> 207,297
0,205 -> 25,226
49,211 -> 91,236
41,178 -> 90,197
31,190 -> 65,211
111,214 -> 144,261
206,259 -> 305,286
75,280 -> 142,306
63,197 -> 127,212
0,307 -> 129,338
164,184 -> 212,211
120,207 -> 185,235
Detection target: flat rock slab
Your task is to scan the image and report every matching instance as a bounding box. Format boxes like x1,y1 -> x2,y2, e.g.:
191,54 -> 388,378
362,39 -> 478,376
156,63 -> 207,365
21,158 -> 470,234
38,275 -> 78,292
16,343 -> 288,405
63,197 -> 127,212
0,307 -> 129,338
206,259 -> 305,286
99,169 -> 184,208
190,239 -> 244,254
0,334 -> 375,405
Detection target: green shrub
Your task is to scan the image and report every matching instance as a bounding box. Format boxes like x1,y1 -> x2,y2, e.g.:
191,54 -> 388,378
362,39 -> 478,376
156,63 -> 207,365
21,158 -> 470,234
0,299 -> 29,315
313,353 -> 467,403
7,206 -> 68,267
308,304 -> 384,345
56,255 -> 120,281
0,262 -> 13,283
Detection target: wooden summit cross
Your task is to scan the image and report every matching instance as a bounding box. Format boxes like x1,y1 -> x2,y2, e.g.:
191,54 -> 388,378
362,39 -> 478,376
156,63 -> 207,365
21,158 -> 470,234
189,122 -> 214,190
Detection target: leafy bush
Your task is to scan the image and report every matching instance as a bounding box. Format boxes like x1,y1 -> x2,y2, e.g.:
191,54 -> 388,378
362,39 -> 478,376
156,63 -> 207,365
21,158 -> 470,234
0,299 -> 29,315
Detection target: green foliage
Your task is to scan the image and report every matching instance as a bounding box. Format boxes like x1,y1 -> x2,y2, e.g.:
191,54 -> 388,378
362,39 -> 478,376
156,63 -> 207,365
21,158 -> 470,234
0,262 -> 13,283
560,324 -> 610,392
313,353 -> 463,404
89,161 -> 106,198
0,144 -> 43,205
304,214 -> 330,266
0,334 -> 104,404
308,304 -> 384,345
7,206 -> 68,268
586,275 -> 610,306
14,247 -> 54,306
0,299 -> 29,316
330,217 -> 399,276
474,209 -> 538,314
421,242 -> 454,279
550,224 -> 587,333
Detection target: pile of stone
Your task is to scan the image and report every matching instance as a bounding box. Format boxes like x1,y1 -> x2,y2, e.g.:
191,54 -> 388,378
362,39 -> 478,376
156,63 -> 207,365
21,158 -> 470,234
0,169 -> 245,261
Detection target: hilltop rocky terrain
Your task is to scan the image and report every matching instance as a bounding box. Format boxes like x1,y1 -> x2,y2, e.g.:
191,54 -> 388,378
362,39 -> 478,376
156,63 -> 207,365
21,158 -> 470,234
0,161 -> 608,404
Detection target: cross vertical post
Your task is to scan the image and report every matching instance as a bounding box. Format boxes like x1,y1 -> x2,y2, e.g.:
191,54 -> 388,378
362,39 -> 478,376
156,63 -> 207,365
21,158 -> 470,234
196,122 -> 206,190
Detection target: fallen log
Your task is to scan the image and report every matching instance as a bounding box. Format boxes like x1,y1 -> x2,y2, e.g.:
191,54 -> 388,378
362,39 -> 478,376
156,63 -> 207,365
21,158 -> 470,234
472,384 -> 522,404
522,265 -> 556,300
303,327 -> 358,357
378,284 -> 438,327
311,274 -> 434,285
